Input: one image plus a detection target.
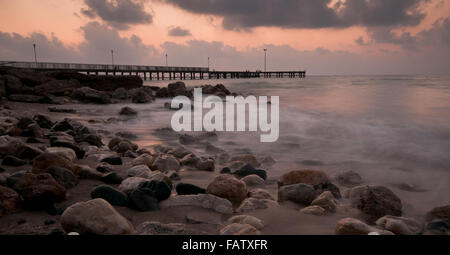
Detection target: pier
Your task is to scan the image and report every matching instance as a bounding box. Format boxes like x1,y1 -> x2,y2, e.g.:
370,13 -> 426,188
0,61 -> 306,80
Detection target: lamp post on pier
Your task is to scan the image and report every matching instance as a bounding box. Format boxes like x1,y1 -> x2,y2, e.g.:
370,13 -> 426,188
165,53 -> 168,67
263,48 -> 267,72
208,57 -> 210,69
111,49 -> 114,65
33,43 -> 37,65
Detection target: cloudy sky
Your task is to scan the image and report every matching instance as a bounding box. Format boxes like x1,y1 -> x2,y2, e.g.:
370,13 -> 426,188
0,0 -> 449,74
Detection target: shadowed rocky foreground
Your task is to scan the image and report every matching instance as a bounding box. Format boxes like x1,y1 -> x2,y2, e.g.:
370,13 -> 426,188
0,68 -> 449,235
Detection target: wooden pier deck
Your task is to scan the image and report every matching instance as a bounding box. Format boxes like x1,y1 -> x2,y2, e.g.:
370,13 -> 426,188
0,61 -> 306,80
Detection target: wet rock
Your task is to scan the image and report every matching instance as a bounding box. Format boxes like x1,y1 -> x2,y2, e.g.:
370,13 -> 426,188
13,173 -> 66,209
0,185 -> 22,216
50,140 -> 85,159
249,188 -> 275,200
314,182 -> 341,199
118,177 -> 148,194
376,215 -> 423,235
236,198 -> 279,213
75,164 -> 103,180
131,180 -> 171,203
32,152 -> 75,175
168,81 -> 190,97
127,164 -> 153,178
195,157 -> 215,171
100,172 -> 123,184
220,167 -> 232,174
127,189 -> 160,212
206,174 -> 248,207
3,75 -> 23,94
335,218 -> 393,235
311,191 -> 338,213
278,183 -> 317,205
0,139 -> 42,160
132,90 -> 153,104
233,164 -> 267,180
228,215 -> 264,229
101,156 -> 123,165
180,153 -> 200,167
278,170 -> 329,187
132,154 -> 154,168
425,205 -> 450,223
33,79 -> 81,96
61,198 -> 135,235
220,223 -> 260,235
136,221 -> 209,235
96,162 -> 113,173
108,137 -> 138,153
78,134 -> 103,147
334,170 -> 362,187
167,146 -> 191,159
32,114 -> 54,129
160,194 -> 233,214
112,87 -> 128,100
48,107 -> 76,113
348,185 -> 402,223
45,166 -> 79,189
176,183 -> 205,195
2,155 -> 27,166
241,175 -> 265,186
71,87 -> 111,104
119,106 -> 137,116
45,147 -> 77,162
155,87 -> 169,98
229,154 -> 260,168
91,185 -> 128,206
300,205 -> 326,216
152,154 -> 180,171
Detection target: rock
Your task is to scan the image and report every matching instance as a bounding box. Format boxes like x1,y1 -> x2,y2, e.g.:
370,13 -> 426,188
112,87 -> 128,100
228,215 -> 264,229
220,167 -> 232,174
100,172 -> 123,184
0,174 -> 6,186
233,164 -> 267,180
75,164 -> 103,180
5,172 -> 26,188
427,219 -> 450,234
236,198 -> 279,213
348,185 -> 403,223
13,173 -> 66,209
45,166 -> 79,189
33,114 -> 54,129
249,188 -> 275,200
16,117 -> 34,129
311,191 -> 338,213
32,152 -> 75,175
180,153 -> 200,167
135,180 -> 171,202
132,154 -> 154,168
71,87 -> 111,104
155,87 -> 169,98
132,90 -> 153,104
229,154 -> 260,167
220,223 -> 260,235
334,170 -> 362,187
61,198 -> 135,235
195,157 -> 215,171
206,174 -> 248,206
7,94 -> 52,103
300,205 -> 326,216
314,182 -> 341,199
116,131 -> 138,140
376,215 -> 423,235
128,189 -> 160,212
278,183 -> 317,205
2,155 -> 27,166
160,194 -> 233,214
136,221 -> 209,235
127,164 -> 153,178
241,174 -> 265,186
119,107 -> 137,116
0,139 -> 42,160
186,211 -> 223,225
45,147 -> 77,162
278,170 -> 329,187
335,218 -> 393,235
50,140 -> 85,159
425,205 -> 450,222
96,162 -> 113,173
101,156 -> 123,165
78,134 -> 104,147
118,177 -> 148,194
33,79 -> 81,96
0,185 -> 22,216
168,81 -> 189,97
205,143 -> 225,154
176,183 -> 206,195
216,152 -> 230,165
152,155 -> 180,172
91,185 -> 128,206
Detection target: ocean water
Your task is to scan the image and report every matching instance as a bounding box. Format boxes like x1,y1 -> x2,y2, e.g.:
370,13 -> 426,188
68,75 -> 450,212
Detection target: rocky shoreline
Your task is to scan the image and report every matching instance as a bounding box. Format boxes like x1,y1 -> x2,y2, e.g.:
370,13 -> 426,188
0,68 -> 449,235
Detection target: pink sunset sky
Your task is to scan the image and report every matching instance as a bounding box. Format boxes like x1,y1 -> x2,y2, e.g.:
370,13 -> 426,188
0,0 -> 449,74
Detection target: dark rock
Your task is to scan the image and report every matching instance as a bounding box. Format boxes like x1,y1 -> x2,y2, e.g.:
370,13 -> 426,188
101,156 -> 123,165
52,119 -> 74,132
3,75 -> 23,94
21,123 -> 43,138
6,172 -> 26,188
44,219 -> 56,225
314,182 -> 341,199
96,162 -> 113,173
426,205 -> 450,222
0,185 -> 22,216
112,87 -> 128,100
155,87 -> 169,98
427,219 -> 450,234
48,107 -> 76,113
233,164 -> 267,180
115,131 -> 138,140
2,155 -> 27,166
78,134 -> 103,147
278,183 -> 317,205
128,189 -> 160,212
100,172 -> 124,184
220,167 -> 232,174
168,81 -> 191,97
335,170 -> 362,187
50,140 -> 85,159
16,117 -> 34,129
33,114 -> 54,129
32,152 -> 75,175
71,87 -> 111,104
119,107 -> 137,115
45,166 -> 79,189
91,185 -> 128,206
132,90 -> 153,104
176,183 -> 206,195
7,94 -> 52,103
0,139 -> 43,160
138,180 -> 171,202
33,79 -> 81,96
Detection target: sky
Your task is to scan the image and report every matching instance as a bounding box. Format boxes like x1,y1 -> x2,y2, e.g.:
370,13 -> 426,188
0,0 -> 449,75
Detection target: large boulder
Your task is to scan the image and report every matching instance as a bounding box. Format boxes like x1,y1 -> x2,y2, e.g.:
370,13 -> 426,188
206,174 -> 248,206
32,152 -> 76,175
278,183 -> 317,205
160,194 -> 233,214
61,198 -> 135,235
127,164 -> 153,179
278,170 -> 329,187
71,87 -> 111,104
168,82 -> 191,97
348,185 -> 402,223
12,173 -> 66,208
33,79 -> 81,96
0,185 -> 22,216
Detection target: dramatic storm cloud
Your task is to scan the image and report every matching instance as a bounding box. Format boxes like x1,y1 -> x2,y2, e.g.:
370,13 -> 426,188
81,0 -> 152,29
168,26 -> 192,37
161,0 -> 427,30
